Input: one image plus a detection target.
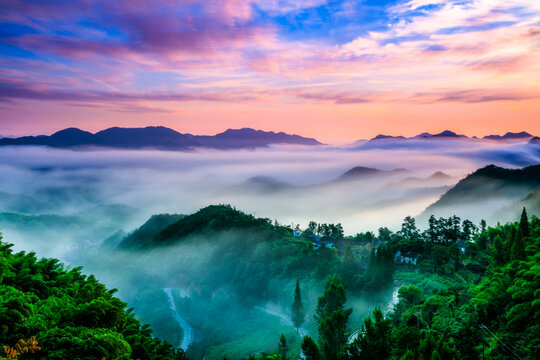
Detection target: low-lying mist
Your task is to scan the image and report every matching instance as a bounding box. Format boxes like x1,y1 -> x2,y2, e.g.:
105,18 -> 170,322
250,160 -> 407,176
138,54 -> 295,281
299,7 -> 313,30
0,139 -> 537,259
0,139 -> 538,358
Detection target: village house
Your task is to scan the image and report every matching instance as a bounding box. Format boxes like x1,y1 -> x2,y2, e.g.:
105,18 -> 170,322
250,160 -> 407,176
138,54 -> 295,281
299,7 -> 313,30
308,234 -> 336,250
394,250 -> 421,265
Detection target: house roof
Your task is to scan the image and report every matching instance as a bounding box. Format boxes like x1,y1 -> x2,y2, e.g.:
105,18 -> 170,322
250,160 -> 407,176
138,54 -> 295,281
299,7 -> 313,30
402,251 -> 421,258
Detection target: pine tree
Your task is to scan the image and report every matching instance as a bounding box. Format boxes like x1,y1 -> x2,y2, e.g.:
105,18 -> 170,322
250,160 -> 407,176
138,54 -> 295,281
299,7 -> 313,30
292,279 -> 305,330
320,310 -> 349,360
350,307 -> 392,359
301,336 -> 321,360
278,333 -> 288,360
519,207 -> 530,238
315,275 -> 352,360
480,219 -> 487,233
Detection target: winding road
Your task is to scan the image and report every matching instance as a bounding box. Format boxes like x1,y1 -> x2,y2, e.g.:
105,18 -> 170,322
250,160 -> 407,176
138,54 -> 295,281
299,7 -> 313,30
163,288 -> 193,350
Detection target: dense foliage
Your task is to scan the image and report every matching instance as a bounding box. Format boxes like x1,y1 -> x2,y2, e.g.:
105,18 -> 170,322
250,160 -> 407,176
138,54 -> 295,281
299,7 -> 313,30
0,237 -> 181,360
2,202 -> 539,360
298,208 -> 540,360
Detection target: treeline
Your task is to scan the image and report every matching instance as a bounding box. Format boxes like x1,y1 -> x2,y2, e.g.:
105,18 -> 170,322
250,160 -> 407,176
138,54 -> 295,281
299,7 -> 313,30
301,221 -> 345,241
0,237 -> 185,360
335,214 -> 487,294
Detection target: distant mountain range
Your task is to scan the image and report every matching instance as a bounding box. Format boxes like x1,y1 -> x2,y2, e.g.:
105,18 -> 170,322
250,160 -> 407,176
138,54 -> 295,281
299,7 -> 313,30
363,130 -> 533,142
350,131 -> 538,156
0,126 -> 322,150
1,127 -> 536,151
351,130 -> 535,148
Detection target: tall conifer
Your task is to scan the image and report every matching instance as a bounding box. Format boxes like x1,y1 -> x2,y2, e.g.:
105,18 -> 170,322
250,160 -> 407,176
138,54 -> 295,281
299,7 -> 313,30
292,279 -> 305,330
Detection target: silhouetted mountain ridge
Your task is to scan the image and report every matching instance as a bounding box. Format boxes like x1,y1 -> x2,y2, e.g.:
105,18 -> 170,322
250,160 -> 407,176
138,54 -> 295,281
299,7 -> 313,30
0,126 -> 322,150
358,130 -> 535,144
191,127 -> 321,148
484,131 -> 533,140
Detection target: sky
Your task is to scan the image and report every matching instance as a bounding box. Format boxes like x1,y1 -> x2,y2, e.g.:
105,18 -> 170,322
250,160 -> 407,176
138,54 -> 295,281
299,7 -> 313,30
0,0 -> 539,142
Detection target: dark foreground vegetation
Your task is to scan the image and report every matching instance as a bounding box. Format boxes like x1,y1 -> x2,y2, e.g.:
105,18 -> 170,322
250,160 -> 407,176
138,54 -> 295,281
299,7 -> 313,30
0,236 -> 185,360
299,208 -> 539,360
1,205 -> 539,359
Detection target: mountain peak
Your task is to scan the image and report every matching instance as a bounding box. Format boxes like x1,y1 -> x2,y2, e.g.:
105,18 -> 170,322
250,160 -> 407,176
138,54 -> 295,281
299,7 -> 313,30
528,136 -> 540,145
503,131 -> 532,138
370,134 -> 406,141
221,128 -> 261,134
432,130 -> 466,138
428,171 -> 452,180
48,127 -> 94,146
203,128 -> 322,148
51,127 -> 90,136
413,131 -> 467,139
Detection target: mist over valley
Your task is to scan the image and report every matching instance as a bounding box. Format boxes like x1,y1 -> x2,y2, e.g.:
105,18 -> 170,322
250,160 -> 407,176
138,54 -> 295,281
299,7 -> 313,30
1,127 -> 539,358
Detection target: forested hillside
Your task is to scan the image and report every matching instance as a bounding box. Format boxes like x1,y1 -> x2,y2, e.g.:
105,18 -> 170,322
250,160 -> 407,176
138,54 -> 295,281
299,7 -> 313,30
0,237 -> 185,360
297,208 -> 540,360
2,206 -> 539,359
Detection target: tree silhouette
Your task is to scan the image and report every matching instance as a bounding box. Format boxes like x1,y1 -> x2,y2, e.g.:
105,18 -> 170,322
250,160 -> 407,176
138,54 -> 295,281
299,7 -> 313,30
315,275 -> 352,360
301,336 -> 321,360
278,333 -> 288,360
292,280 -> 305,330
519,207 -> 529,238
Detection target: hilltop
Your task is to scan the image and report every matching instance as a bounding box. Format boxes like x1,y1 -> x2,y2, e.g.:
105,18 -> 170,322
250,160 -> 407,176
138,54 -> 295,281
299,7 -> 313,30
421,164 -> 540,220
119,205 -> 275,249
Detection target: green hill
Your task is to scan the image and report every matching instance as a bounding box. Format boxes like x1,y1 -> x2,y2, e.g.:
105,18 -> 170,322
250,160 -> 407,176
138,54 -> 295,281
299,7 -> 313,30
120,205 -> 274,249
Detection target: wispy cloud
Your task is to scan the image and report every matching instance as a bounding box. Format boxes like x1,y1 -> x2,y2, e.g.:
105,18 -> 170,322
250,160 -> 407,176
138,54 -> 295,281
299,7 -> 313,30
413,89 -> 537,103
0,0 -> 539,138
